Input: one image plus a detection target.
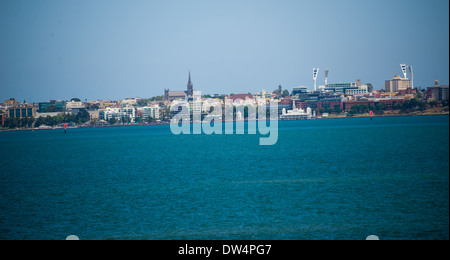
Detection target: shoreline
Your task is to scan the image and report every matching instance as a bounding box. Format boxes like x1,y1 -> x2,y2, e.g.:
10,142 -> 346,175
0,111 -> 448,132
318,111 -> 449,120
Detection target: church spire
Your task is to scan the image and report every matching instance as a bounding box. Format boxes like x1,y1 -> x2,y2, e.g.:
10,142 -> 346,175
187,70 -> 193,98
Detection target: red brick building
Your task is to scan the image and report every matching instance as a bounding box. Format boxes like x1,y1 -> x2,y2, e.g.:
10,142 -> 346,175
317,101 -> 344,111
343,101 -> 374,111
378,99 -> 404,109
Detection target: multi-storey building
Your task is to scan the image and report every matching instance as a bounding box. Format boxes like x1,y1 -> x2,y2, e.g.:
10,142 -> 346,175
7,104 -> 36,118
385,75 -> 411,93
345,85 -> 370,96
426,85 -> 449,101
99,106 -> 136,122
139,105 -> 160,119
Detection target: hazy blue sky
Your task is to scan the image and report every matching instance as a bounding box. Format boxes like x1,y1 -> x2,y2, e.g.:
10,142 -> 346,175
0,0 -> 449,102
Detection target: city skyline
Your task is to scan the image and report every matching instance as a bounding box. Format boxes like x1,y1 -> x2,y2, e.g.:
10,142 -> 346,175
0,0 -> 449,102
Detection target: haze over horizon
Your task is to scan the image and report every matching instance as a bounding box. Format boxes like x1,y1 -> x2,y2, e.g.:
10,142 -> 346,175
1,0 -> 449,102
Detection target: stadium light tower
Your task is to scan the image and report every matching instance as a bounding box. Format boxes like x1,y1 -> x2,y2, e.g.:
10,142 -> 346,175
313,68 -> 319,91
400,64 -> 407,79
324,69 -> 329,86
407,65 -> 414,89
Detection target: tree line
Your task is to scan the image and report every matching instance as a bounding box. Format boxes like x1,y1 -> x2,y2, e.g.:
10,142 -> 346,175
2,109 -> 91,129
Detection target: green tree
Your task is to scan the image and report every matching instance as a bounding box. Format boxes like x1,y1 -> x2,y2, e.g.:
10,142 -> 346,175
4,118 -> 18,129
334,107 -> 342,114
76,109 -> 90,124
273,85 -> 282,96
375,103 -> 385,111
109,117 -> 117,125
429,100 -> 438,108
392,103 -> 402,110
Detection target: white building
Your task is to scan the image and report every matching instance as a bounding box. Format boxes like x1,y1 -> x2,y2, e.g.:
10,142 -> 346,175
189,90 -> 203,115
280,101 -> 313,120
345,85 -> 370,96
139,105 -> 160,119
65,101 -> 85,109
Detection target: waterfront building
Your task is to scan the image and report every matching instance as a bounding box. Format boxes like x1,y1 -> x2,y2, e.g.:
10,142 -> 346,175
189,91 -> 202,116
262,103 -> 290,117
343,100 -> 375,111
377,98 -> 405,110
7,104 -> 36,118
385,75 -> 411,93
295,101 -> 311,111
318,99 -> 345,112
170,100 -> 190,116
280,101 -> 313,120
139,105 -> 160,119
99,106 -> 136,122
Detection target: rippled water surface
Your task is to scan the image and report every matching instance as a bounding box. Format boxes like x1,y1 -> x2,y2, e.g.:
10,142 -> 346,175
0,115 -> 448,239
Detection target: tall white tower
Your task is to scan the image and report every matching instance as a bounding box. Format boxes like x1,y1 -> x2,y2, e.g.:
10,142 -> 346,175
324,69 -> 329,86
313,68 -> 319,91
400,64 -> 407,79
408,65 -> 414,89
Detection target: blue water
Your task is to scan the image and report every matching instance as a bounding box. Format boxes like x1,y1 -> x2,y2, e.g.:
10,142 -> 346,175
0,115 -> 448,240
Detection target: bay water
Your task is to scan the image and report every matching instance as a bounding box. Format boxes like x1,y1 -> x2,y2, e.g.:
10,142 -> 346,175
0,115 -> 448,240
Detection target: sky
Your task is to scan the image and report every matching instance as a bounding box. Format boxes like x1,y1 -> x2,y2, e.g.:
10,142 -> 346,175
0,0 -> 449,102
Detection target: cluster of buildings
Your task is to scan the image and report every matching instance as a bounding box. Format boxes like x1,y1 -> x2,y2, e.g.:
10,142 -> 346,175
0,96 -> 162,127
164,66 -> 449,122
1,64 -> 449,128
